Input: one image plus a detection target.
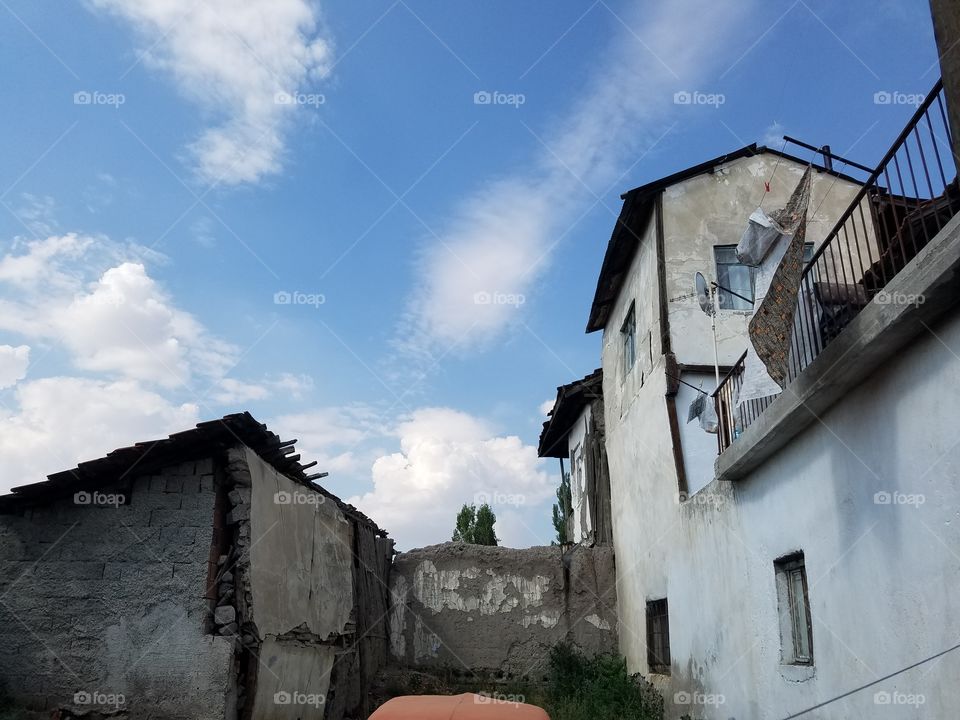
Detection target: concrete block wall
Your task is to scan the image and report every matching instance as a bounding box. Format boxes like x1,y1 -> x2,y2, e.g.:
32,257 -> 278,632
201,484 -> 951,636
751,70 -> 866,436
0,458 -> 234,719
389,543 -> 618,677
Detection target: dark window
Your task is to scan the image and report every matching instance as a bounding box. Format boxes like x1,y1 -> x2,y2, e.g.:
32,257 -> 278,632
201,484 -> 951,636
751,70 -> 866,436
621,303 -> 636,375
646,598 -> 671,674
775,553 -> 814,665
714,243 -> 814,310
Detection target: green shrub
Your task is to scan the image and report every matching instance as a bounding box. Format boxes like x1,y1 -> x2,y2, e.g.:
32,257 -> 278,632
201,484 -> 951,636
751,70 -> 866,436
544,642 -> 662,720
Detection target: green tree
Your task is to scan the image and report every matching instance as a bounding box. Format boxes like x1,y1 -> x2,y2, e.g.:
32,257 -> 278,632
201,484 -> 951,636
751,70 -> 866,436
473,503 -> 499,546
452,504 -> 477,543
452,503 -> 499,546
552,472 -> 571,544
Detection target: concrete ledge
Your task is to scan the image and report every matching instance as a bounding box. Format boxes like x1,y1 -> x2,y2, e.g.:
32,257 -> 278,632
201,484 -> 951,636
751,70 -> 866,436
717,213 -> 960,482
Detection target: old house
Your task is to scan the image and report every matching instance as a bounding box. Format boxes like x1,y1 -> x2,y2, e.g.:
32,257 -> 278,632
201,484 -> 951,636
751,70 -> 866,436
0,413 -> 392,720
537,369 -> 612,546
577,72 -> 960,719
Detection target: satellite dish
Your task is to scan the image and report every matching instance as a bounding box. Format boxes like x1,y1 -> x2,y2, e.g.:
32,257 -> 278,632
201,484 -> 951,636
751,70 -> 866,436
695,272 -> 713,316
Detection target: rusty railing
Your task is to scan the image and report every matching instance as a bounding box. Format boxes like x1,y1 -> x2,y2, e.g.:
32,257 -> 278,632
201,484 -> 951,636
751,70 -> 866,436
716,79 -> 958,452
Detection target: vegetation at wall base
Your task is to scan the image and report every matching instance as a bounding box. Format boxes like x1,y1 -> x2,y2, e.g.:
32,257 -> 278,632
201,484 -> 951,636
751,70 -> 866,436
374,643 -> 663,719
545,642 -> 663,720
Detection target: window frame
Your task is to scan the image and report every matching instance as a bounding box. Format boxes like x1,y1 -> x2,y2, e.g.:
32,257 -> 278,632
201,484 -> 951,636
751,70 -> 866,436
775,553 -> 814,666
713,243 -> 816,311
620,302 -> 637,376
645,598 -> 671,675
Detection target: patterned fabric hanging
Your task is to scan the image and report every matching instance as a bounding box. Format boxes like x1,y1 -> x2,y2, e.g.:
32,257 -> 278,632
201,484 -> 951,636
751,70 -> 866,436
736,166 -> 813,402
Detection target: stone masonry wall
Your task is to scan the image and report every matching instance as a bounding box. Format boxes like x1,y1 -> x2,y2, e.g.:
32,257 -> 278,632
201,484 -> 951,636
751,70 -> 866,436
389,543 -> 617,677
0,458 -> 234,719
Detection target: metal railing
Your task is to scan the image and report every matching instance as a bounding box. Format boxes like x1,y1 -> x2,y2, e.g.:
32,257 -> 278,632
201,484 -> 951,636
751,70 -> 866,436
716,79 -> 957,452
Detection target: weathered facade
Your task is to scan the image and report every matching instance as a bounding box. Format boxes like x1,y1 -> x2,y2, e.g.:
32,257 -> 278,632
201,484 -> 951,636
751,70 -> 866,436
0,413 -> 392,720
577,66 -> 960,719
388,543 -> 617,676
538,369 -> 612,545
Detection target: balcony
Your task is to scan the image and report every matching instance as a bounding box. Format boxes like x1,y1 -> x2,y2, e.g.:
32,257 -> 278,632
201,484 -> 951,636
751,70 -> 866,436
715,79 -> 959,457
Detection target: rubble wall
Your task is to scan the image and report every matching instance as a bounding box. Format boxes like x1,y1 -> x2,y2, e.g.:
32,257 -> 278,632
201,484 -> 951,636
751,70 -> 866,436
389,543 -> 617,676
228,448 -> 393,720
0,458 -> 234,718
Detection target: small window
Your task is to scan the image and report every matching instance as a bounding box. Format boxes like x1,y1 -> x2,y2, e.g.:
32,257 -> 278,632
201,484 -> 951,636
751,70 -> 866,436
775,553 -> 814,665
714,244 -> 814,310
621,304 -> 637,375
646,598 -> 671,674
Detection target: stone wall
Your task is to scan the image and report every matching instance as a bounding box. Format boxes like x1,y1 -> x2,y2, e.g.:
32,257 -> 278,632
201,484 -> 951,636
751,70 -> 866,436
389,543 -> 617,677
224,447 -> 393,720
0,445 -> 394,720
0,458 -> 234,718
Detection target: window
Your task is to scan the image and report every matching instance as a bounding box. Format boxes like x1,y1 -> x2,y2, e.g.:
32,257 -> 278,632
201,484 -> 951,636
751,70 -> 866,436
645,598 -> 671,674
714,244 -> 815,310
775,553 -> 814,665
621,304 -> 636,375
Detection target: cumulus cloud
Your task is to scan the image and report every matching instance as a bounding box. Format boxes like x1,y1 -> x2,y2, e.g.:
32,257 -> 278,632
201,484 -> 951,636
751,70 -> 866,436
0,377 -> 199,493
213,373 -> 314,405
271,405 -> 388,476
90,0 -> 333,185
0,232 -> 316,494
0,345 -> 30,389
0,236 -> 240,389
401,0 -> 754,354
763,121 -> 786,147
348,407 -> 555,550
539,398 -> 555,417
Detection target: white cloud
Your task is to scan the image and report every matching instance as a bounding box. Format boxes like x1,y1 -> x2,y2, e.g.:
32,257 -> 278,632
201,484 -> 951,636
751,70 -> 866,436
0,345 -> 30,389
90,0 -> 333,185
0,231 -> 313,493
763,121 -> 786,147
348,407 -> 555,550
401,0 -> 754,354
0,376 -> 199,493
0,236 -> 239,389
272,404 -> 387,476
539,398 -> 555,417
212,372 -> 314,405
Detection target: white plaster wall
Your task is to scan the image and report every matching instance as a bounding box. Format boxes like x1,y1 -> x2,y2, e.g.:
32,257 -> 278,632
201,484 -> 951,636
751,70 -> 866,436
247,449 -> 354,639
599,210 -> 679,671
614,310 -> 960,719
566,404 -> 592,542
675,370 -> 719,496
661,155 -> 871,367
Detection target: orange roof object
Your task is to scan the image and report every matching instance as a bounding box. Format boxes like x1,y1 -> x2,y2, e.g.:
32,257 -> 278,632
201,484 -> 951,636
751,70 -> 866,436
369,693 -> 550,720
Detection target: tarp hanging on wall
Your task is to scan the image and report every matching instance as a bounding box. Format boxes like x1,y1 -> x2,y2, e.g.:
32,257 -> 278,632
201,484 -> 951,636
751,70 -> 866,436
737,167 -> 813,405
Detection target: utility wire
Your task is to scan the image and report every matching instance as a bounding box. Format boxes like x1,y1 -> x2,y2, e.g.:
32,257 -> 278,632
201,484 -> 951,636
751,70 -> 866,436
780,640 -> 960,719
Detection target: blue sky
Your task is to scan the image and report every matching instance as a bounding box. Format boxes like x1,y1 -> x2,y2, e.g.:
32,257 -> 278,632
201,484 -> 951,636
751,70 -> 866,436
0,0 -> 941,549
